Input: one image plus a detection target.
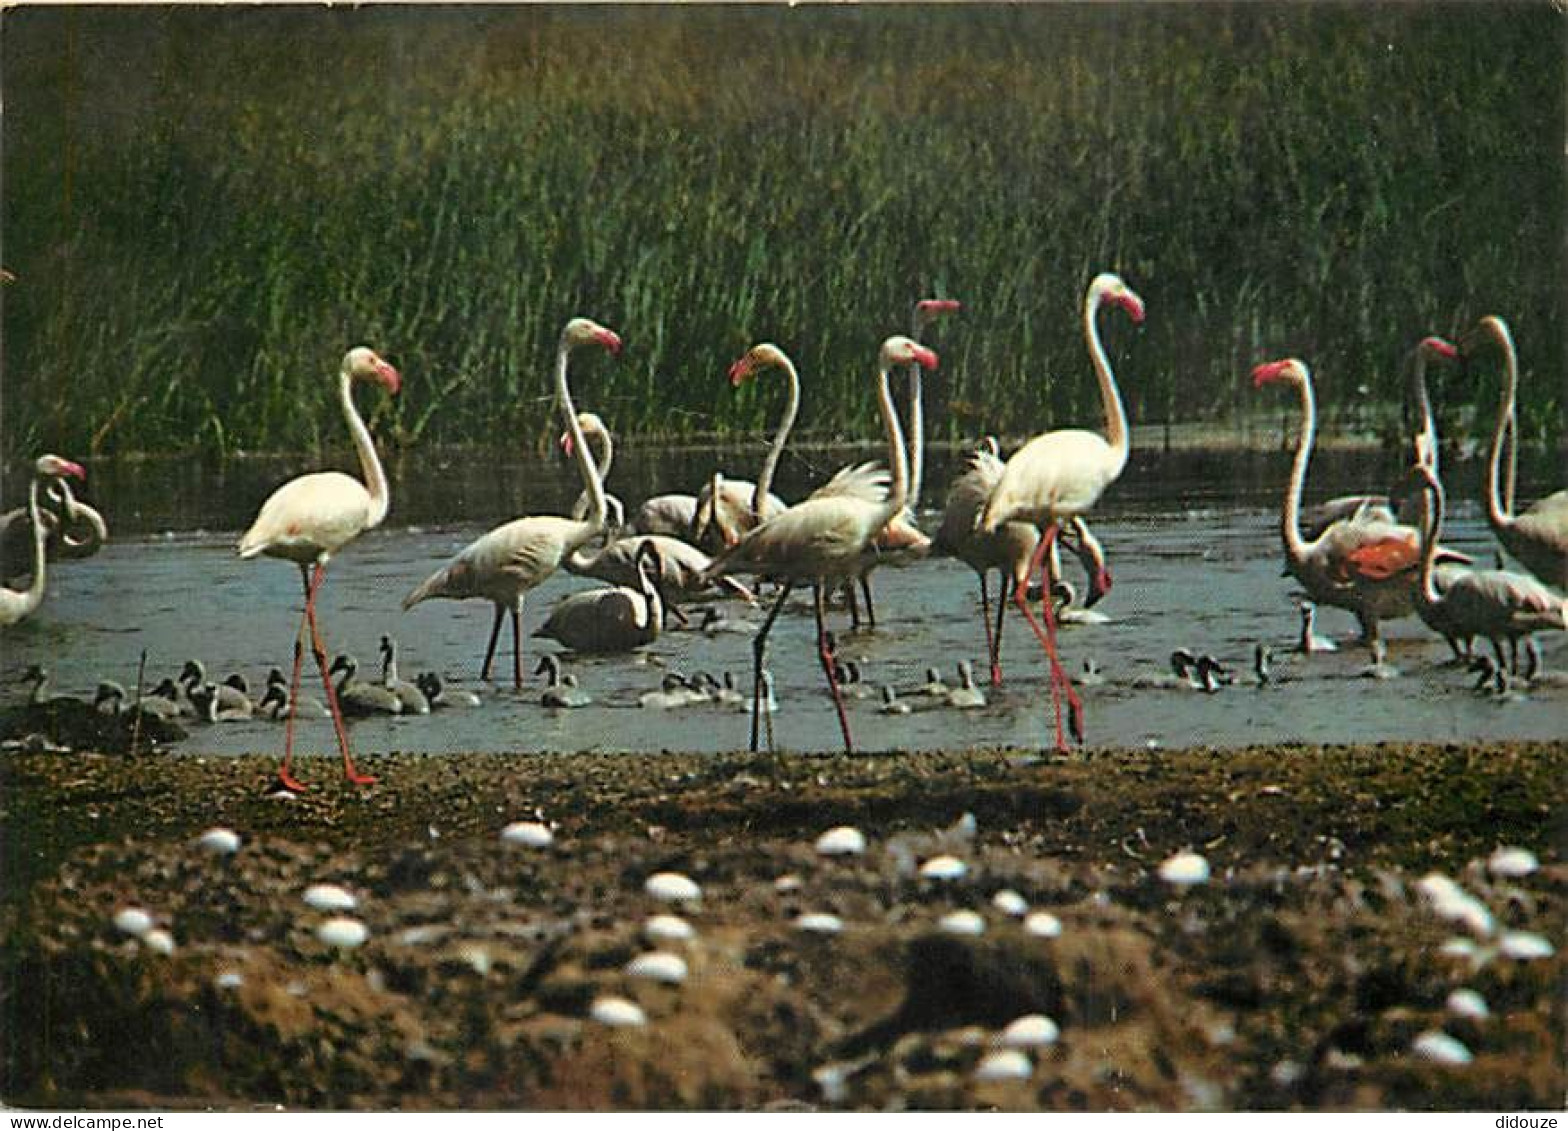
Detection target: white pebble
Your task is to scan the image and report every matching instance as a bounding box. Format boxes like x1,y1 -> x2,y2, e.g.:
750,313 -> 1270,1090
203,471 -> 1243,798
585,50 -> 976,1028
141,928 -> 176,956
938,910 -> 986,937
991,889 -> 1029,917
500,820 -> 554,848
1158,851 -> 1211,887
112,908 -> 154,938
195,827 -> 241,855
590,996 -> 647,1028
643,914 -> 696,944
1023,911 -> 1063,938
1446,989 -> 1490,1020
1486,847 -> 1539,878
774,873 -> 804,894
1498,931 -> 1554,960
999,1014 -> 1060,1048
795,912 -> 845,935
303,883 -> 358,913
625,951 -> 688,984
974,1048 -> 1033,1082
815,826 -> 867,856
920,854 -> 967,881
1416,873 -> 1494,936
214,971 -> 245,990
644,871 -> 702,903
316,916 -> 369,949
1410,1030 -> 1472,1066
1438,937 -> 1480,961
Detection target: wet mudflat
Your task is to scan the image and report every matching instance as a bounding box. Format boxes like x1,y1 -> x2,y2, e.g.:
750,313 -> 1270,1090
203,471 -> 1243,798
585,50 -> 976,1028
0,741 -> 1562,1110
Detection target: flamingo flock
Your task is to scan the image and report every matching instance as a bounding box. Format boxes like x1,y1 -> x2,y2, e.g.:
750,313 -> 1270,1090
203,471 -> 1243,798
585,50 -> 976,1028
7,291 -> 1565,787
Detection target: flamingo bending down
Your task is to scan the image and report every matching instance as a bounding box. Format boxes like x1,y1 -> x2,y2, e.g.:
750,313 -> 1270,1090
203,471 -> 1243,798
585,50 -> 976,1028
1251,355 -> 1470,658
0,473 -> 107,582
976,273 -> 1144,750
703,335 -> 939,753
534,540 -> 667,654
1408,462 -> 1566,672
237,347 -> 400,789
1464,315 -> 1568,591
401,318 -> 622,688
0,455 -> 87,627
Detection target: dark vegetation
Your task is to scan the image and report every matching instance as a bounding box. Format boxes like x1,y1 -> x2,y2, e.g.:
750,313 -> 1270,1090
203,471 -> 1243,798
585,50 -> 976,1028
2,4 -> 1562,458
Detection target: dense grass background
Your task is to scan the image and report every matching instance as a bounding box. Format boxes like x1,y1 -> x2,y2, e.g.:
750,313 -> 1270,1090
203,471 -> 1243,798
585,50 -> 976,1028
3,3 -> 1563,458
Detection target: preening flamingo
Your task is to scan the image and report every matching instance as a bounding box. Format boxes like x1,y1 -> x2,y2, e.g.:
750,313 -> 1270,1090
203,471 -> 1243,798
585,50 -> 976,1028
0,455 -> 87,627
237,346 -> 399,789
1250,355 -> 1469,657
1464,315 -> 1568,591
976,272 -> 1144,749
1,474 -> 107,582
1408,461 -> 1566,671
401,317 -> 622,688
703,335 -> 939,753
535,540 -> 667,654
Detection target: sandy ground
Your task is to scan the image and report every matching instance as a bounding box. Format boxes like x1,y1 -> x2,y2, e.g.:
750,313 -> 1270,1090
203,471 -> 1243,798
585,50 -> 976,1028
0,741 -> 1563,1111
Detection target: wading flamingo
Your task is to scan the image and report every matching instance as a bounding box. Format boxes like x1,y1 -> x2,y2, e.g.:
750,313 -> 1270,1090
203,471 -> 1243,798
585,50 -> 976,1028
535,540 -> 667,654
237,347 -> 400,789
1463,315 -> 1568,591
976,273 -> 1144,749
401,317 -> 622,688
0,455 -> 88,627
703,335 -> 939,753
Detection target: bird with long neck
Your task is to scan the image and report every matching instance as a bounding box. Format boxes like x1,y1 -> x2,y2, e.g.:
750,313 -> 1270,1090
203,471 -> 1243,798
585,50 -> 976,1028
1465,315 -> 1568,591
704,335 -> 938,753
1408,461 -> 1565,673
976,273 -> 1143,750
402,317 -> 621,689
690,346 -> 798,552
238,347 -> 399,790
1,455 -> 87,627
1252,354 -> 1471,664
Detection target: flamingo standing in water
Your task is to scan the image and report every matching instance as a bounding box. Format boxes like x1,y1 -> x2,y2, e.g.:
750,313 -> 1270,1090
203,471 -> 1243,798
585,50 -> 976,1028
1251,355 -> 1472,660
976,273 -> 1144,749
401,317 -> 622,688
703,335 -> 939,753
1463,315 -> 1568,591
0,455 -> 88,627
237,347 -> 400,789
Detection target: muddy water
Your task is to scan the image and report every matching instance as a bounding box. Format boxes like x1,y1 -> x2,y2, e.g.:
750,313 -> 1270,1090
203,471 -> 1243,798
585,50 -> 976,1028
3,445 -> 1563,758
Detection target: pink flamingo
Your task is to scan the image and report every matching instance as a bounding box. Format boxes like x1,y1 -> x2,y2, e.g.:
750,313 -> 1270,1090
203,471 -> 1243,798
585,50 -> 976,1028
976,273 -> 1143,749
703,335 -> 939,753
237,348 -> 400,790
0,455 -> 87,627
401,318 -> 621,688
1465,315 -> 1568,591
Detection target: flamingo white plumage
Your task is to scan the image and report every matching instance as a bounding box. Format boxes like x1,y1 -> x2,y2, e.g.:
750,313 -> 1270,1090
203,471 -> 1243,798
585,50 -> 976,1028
0,455 -> 88,627
975,272 -> 1144,749
703,335 -> 939,753
401,317 -> 622,688
237,347 -> 400,789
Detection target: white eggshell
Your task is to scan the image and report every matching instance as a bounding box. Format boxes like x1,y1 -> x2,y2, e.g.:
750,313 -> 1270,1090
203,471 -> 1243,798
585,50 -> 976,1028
1158,852 -> 1211,887
1486,847 -> 1539,878
316,916 -> 369,949
142,928 -> 176,956
938,910 -> 986,936
1445,989 -> 1489,1020
625,951 -> 688,984
920,855 -> 967,881
974,1049 -> 1034,1082
1411,1030 -> 1472,1066
991,889 -> 1029,917
644,872 -> 702,903
1024,912 -> 1063,938
590,996 -> 647,1028
195,827 -> 241,855
999,1014 -> 1060,1048
814,826 -> 867,856
501,821 -> 554,848
112,908 -> 154,938
303,883 -> 358,913
795,912 -> 845,935
643,914 -> 696,944
1498,931 -> 1554,960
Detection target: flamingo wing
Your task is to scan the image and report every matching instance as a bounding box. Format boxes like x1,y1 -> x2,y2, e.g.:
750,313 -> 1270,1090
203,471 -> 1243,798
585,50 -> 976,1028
238,471 -> 373,562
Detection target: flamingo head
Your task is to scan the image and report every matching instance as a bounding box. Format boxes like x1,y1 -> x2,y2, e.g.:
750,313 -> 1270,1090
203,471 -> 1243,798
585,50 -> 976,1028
1251,358 -> 1308,389
914,298 -> 962,327
344,347 -> 401,395
1091,273 -> 1145,324
1085,565 -> 1113,608
561,411 -> 607,458
1417,336 -> 1459,363
729,342 -> 791,386
34,454 -> 86,481
1456,314 -> 1513,359
879,335 -> 939,372
562,317 -> 623,357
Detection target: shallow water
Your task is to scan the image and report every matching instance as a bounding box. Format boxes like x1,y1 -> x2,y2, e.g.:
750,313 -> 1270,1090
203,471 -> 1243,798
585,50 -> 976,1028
3,447 -> 1564,759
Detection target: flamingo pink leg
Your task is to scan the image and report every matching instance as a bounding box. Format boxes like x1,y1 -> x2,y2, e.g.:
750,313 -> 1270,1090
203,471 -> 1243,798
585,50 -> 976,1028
302,562 -> 376,786
979,573 -> 1000,688
813,583 -> 854,753
1012,524 -> 1083,751
275,565 -> 315,792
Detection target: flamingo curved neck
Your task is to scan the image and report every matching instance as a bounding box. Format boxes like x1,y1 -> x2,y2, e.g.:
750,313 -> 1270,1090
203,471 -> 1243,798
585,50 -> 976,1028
1484,322 -> 1519,532
571,425 -> 614,523
753,357 -> 800,518
907,366 -> 925,515
1085,289 -> 1131,477
1410,351 -> 1439,477
339,368 -> 391,530
1280,375 -> 1318,569
876,357 -> 910,525
13,477 -> 47,610
557,339 -> 607,541
1415,475 -> 1445,608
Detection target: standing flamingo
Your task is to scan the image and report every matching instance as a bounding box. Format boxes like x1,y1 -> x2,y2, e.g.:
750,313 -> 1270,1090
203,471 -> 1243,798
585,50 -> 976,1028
703,335 -> 939,753
1250,355 -> 1469,658
976,273 -> 1144,749
402,318 -> 621,688
689,347 -> 799,552
1464,315 -> 1568,591
237,347 -> 400,789
0,455 -> 88,627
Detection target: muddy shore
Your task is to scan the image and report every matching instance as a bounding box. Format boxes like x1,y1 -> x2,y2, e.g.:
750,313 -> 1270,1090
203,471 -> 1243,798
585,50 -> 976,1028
1,742 -> 1563,1111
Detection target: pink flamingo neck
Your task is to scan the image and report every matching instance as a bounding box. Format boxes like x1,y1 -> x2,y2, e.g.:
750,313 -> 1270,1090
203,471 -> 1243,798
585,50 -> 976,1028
1481,316 -> 1520,533
1278,367 -> 1319,572
556,335 -> 608,543
338,363 -> 391,532
752,351 -> 799,520
1085,284 -> 1132,479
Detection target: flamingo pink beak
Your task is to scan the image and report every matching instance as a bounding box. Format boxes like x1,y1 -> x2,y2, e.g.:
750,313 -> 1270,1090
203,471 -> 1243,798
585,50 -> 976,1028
1251,360 -> 1292,388
728,357 -> 755,387
917,299 -> 962,318
559,432 -> 575,458
374,358 -> 402,395
56,459 -> 87,481
1116,293 -> 1146,324
594,329 -> 623,357
1420,336 -> 1458,361
912,346 -> 939,371
1086,567 -> 1112,608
